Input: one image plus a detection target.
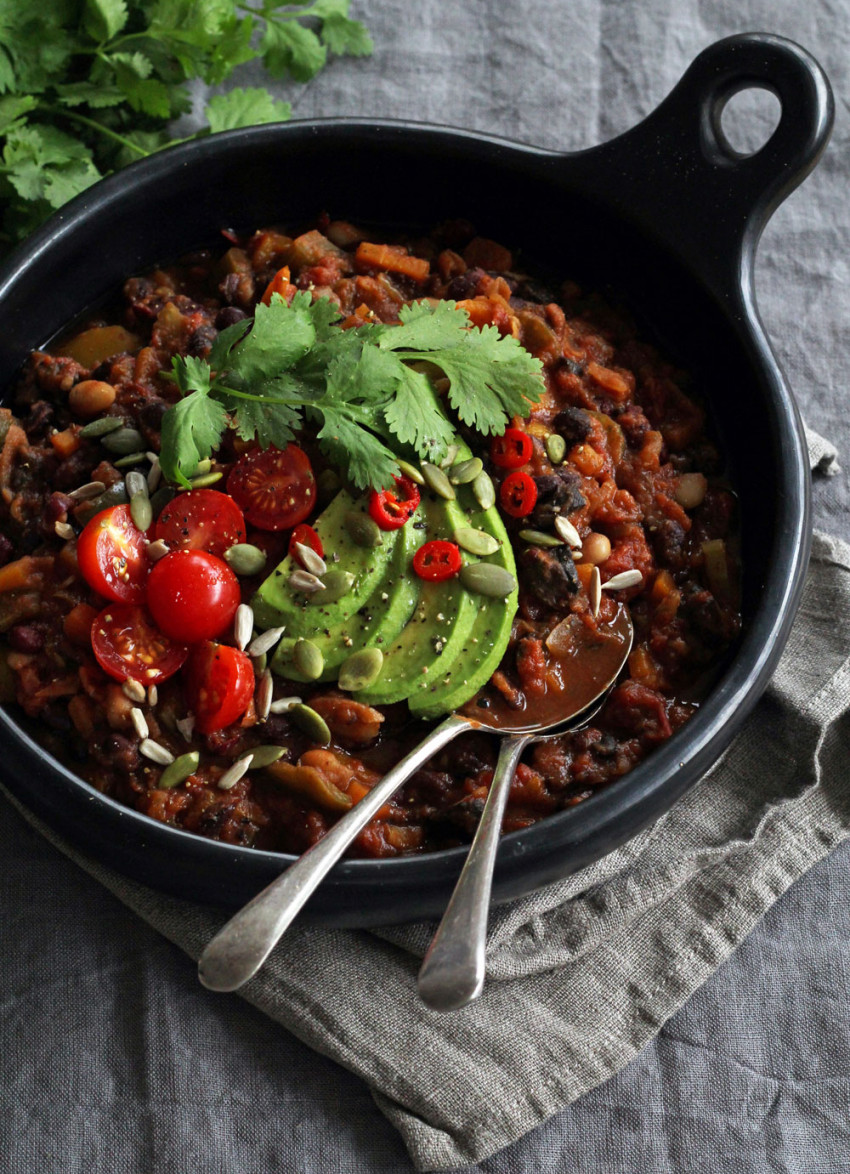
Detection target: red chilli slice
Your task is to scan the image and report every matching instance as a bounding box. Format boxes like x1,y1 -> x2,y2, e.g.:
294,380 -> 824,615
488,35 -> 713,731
500,471 -> 538,518
412,540 -> 462,582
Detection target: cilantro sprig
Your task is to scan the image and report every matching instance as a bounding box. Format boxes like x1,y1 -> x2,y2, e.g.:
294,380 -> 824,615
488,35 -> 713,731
160,294 -> 545,490
0,0 -> 372,248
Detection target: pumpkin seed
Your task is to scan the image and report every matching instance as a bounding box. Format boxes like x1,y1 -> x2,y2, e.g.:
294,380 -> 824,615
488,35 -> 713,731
448,457 -> 483,485
338,647 -> 384,691
101,426 -> 144,454
345,510 -> 382,548
140,738 -> 174,766
289,703 -> 332,746
459,562 -> 517,598
455,526 -> 500,556
310,568 -> 355,604
233,603 -> 254,651
269,696 -> 302,714
159,751 -> 200,789
248,626 -> 285,658
421,462 -> 456,500
146,539 -> 170,563
225,543 -> 267,576
290,569 -> 325,594
294,542 -> 327,577
472,470 -> 496,510
317,469 -> 341,498
121,678 -> 146,703
73,483 -> 129,525
439,443 -> 459,469
396,459 -> 425,485
589,565 -> 602,617
189,471 -> 223,489
256,669 -> 273,720
130,707 -> 149,740
194,458 -> 212,476
545,433 -> 566,464
601,569 -> 643,591
125,470 -> 149,500
240,744 -> 285,770
293,638 -> 324,680
67,480 -> 106,502
148,485 -> 175,518
130,494 -> 153,532
554,515 -> 582,548
519,528 -> 563,548
114,451 -> 148,469
54,521 -> 75,541
79,415 -> 126,439
218,755 -> 252,791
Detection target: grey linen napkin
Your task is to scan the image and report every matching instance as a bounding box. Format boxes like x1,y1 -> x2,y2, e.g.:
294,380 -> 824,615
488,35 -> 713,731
2,432 -> 845,1171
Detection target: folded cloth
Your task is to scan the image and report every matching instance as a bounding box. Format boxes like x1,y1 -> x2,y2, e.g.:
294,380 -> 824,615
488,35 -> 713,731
2,435 -> 846,1171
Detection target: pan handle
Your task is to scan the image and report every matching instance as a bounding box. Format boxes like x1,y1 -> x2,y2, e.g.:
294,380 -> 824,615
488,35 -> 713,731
576,33 -> 834,296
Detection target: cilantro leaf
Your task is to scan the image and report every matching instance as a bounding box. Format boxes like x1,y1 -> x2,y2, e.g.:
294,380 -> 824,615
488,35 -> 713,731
226,296 -> 317,383
204,87 -> 291,133
84,0 -> 129,43
382,364 -> 455,462
377,299 -> 469,352
260,20 -> 327,83
161,356 -> 229,487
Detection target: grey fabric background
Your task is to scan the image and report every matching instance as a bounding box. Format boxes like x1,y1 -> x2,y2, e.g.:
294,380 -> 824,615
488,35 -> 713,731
2,1 -> 850,1171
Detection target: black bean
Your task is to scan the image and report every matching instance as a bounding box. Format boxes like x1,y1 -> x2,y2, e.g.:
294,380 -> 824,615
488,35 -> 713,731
99,733 -> 140,775
530,471 -> 585,528
215,306 -> 247,329
8,624 -> 45,652
445,267 -> 486,300
520,544 -> 580,608
552,406 -> 592,443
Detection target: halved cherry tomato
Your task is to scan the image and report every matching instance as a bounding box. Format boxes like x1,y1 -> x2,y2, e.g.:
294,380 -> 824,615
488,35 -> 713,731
146,549 -> 241,642
500,471 -> 538,518
368,475 -> 421,530
490,427 -> 533,469
184,641 -> 255,734
154,489 -> 246,557
91,604 -> 189,684
288,523 -> 324,565
412,540 -> 462,581
77,504 -> 149,603
227,444 -> 316,531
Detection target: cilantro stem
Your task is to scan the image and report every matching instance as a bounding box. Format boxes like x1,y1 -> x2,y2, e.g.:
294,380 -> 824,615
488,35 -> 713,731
40,106 -> 150,158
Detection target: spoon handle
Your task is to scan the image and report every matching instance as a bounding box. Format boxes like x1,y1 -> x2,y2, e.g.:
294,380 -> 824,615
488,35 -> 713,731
198,713 -> 473,992
417,731 -> 531,1012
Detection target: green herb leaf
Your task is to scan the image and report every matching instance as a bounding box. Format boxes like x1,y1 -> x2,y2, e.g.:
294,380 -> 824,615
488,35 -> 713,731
260,20 -> 327,83
161,356 -> 229,487
84,0 -> 129,43
204,87 -> 291,133
382,364 -> 455,462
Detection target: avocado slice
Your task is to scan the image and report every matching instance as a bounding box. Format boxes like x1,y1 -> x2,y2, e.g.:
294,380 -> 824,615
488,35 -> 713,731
408,486 -> 518,719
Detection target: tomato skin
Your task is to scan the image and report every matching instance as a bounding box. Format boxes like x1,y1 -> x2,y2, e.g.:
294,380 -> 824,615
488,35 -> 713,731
154,489 -> 246,557
288,523 -> 324,565
368,475 -> 421,530
91,604 -> 189,684
146,550 -> 241,643
227,445 -> 316,531
77,504 -> 149,603
184,641 -> 255,734
413,540 -> 462,581
490,427 -> 533,469
500,471 -> 538,518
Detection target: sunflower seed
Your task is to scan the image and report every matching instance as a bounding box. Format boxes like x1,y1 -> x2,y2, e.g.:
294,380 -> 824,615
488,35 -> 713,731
290,569 -> 325,593
421,462 -> 456,500
140,738 -> 174,766
54,521 -> 76,541
455,526 -> 500,556
294,542 -> 327,577
554,515 -> 582,548
188,471 -> 223,489
240,744 -> 284,770
67,480 -> 106,502
79,416 -> 126,439
269,696 -> 302,714
113,451 -> 147,469
101,426 -> 144,454
310,568 -> 354,604
146,539 -> 170,563
472,470 -> 496,510
224,542 -> 267,576
249,626 -> 284,658
130,707 -> 149,740
234,603 -> 254,651
345,510 -> 382,548
147,684 -> 158,707
338,647 -> 384,691
294,638 -> 324,680
256,670 -> 273,720
439,443 -> 459,469
176,716 -> 195,742
125,470 -> 149,500
448,457 -> 483,485
252,651 -> 267,675
519,528 -> 563,548
545,433 -> 566,464
396,459 -> 425,485
217,756 -> 252,791
289,703 -> 331,746
459,562 -> 517,598
121,678 -> 146,703
159,751 -> 200,789
146,455 -> 162,493
601,569 -> 643,591
130,494 -> 153,532
589,565 -> 602,617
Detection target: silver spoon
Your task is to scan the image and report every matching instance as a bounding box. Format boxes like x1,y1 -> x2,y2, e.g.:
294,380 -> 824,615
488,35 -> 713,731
198,606 -> 633,994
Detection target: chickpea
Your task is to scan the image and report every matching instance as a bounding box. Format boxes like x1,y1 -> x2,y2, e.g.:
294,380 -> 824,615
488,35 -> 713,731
68,379 -> 117,418
675,472 -> 707,510
581,532 -> 611,565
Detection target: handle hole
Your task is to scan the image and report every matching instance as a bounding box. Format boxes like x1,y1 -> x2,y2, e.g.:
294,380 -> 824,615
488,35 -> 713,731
718,86 -> 782,158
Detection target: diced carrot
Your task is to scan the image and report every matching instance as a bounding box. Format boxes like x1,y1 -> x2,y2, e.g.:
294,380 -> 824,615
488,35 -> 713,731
628,646 -> 664,690
347,779 -> 393,822
64,602 -> 98,646
575,562 -> 594,590
355,241 -> 430,283
33,675 -> 80,702
50,428 -> 81,458
0,555 -> 53,594
651,570 -> 677,602
570,443 -> 605,477
261,265 -> 295,307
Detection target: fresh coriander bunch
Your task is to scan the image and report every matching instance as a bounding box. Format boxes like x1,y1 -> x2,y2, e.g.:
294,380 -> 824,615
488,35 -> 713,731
0,0 -> 372,249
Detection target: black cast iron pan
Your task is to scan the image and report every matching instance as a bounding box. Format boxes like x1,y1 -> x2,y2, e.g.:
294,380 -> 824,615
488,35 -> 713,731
0,33 -> 834,924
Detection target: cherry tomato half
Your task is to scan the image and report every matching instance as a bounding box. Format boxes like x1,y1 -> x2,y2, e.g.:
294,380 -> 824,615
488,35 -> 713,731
500,470 -> 538,518
368,475 -> 421,530
288,523 -> 324,566
77,504 -> 149,603
154,489 -> 246,557
146,549 -> 241,643
490,427 -> 533,469
184,641 -> 255,734
227,445 -> 316,531
412,540 -> 462,582
91,604 -> 189,684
